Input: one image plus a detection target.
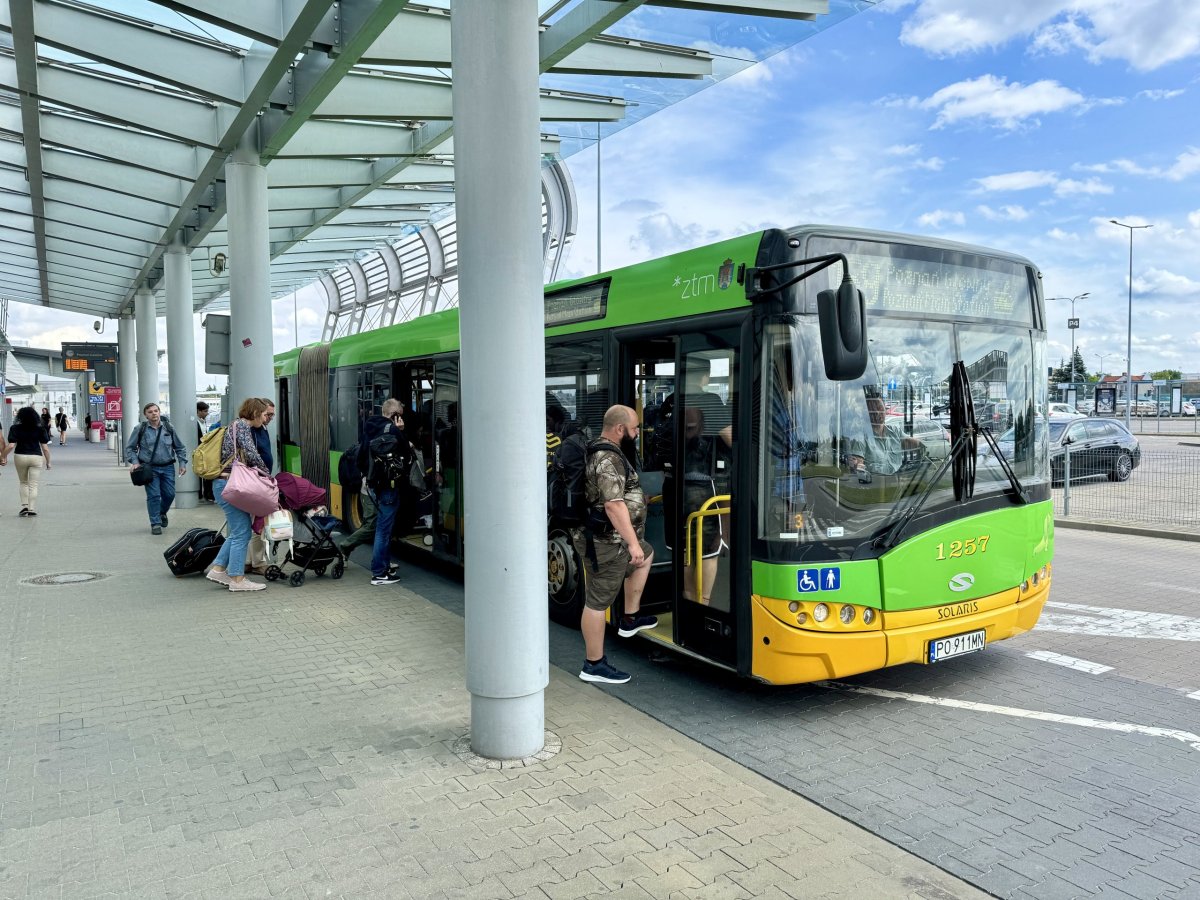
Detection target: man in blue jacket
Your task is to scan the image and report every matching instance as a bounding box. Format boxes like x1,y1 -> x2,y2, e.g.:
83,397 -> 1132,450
359,398 -> 411,585
125,402 -> 188,535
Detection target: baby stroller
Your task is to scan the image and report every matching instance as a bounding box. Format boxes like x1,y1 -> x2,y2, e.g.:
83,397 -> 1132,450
264,472 -> 347,587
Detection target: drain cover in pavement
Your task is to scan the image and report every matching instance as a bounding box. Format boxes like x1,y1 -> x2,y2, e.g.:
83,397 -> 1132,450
25,572 -> 108,585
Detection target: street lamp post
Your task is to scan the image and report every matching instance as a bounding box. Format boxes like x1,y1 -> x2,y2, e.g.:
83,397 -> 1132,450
1110,220 -> 1153,429
1048,292 -> 1090,401
1093,352 -> 1108,379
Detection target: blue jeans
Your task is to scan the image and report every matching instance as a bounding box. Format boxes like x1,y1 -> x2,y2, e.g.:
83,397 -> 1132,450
212,478 -> 253,577
370,487 -> 399,578
144,464 -> 177,525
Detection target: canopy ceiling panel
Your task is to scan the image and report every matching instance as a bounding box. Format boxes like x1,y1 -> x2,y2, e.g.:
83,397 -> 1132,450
0,0 -> 871,321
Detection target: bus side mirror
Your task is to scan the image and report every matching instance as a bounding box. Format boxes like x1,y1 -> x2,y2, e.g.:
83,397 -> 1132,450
817,278 -> 867,381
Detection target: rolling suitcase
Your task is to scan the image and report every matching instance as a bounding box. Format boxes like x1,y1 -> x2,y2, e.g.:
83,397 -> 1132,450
163,527 -> 225,577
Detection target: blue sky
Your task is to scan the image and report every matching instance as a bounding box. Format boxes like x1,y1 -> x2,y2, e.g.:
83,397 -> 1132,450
558,0 -> 1200,379
9,0 -> 1199,385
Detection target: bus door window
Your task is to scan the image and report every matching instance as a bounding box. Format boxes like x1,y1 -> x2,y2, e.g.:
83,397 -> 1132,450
626,350 -> 674,579
678,350 -> 735,613
433,358 -> 462,561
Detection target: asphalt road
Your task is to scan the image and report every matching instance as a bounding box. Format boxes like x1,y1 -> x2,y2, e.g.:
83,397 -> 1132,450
407,526 -> 1200,900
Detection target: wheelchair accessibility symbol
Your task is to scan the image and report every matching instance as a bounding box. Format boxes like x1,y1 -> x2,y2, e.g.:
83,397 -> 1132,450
797,567 -> 841,593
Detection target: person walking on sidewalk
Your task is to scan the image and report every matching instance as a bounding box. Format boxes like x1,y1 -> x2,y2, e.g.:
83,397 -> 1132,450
4,405 -> 52,517
572,405 -> 657,685
54,408 -> 69,445
124,402 -> 188,535
205,397 -> 272,593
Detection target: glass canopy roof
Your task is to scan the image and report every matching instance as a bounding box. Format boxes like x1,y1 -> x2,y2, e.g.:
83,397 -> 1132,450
0,0 -> 877,326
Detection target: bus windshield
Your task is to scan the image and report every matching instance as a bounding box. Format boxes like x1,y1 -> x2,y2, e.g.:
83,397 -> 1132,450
758,312 -> 1047,550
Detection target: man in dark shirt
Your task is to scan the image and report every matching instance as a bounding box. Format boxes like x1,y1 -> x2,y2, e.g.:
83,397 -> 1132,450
361,398 -> 411,585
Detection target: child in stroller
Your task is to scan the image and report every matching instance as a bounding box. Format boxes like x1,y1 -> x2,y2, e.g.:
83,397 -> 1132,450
265,472 -> 347,587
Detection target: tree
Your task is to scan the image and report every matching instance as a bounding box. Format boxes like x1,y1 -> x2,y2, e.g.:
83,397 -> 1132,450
1150,369 -> 1182,381
1049,349 -> 1090,386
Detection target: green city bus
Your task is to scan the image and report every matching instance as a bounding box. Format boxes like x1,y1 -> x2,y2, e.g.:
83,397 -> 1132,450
274,225 -> 1053,684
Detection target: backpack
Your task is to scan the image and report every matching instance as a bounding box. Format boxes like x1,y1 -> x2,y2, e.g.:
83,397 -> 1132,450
365,432 -> 413,491
549,436 -> 632,530
191,425 -> 228,479
338,442 -> 364,491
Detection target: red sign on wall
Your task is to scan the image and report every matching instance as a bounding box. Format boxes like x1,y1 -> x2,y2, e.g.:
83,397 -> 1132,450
104,387 -> 122,420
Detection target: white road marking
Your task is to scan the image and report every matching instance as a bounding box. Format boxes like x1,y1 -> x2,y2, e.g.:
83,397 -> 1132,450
816,681 -> 1200,752
1025,650 -> 1113,674
1039,601 -> 1200,640
1145,581 -> 1200,596
1188,690 -> 1200,701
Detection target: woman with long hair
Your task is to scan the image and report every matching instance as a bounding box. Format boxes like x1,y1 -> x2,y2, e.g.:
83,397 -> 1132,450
3,406 -> 52,516
205,397 -> 272,592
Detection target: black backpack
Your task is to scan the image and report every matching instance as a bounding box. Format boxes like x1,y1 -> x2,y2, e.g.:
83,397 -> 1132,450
338,442 -> 363,491
549,436 -> 632,529
364,432 -> 412,491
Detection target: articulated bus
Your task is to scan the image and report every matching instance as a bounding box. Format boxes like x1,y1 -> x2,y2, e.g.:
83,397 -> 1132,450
274,225 -> 1053,685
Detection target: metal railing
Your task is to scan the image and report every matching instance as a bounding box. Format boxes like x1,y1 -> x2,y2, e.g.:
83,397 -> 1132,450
1054,444 -> 1200,535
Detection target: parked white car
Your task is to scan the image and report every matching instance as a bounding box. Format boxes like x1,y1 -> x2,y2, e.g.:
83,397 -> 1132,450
1048,402 -> 1085,419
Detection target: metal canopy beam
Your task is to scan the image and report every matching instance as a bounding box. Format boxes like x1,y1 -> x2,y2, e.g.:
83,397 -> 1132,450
6,0 -> 47,303
38,112 -> 205,181
648,0 -> 826,17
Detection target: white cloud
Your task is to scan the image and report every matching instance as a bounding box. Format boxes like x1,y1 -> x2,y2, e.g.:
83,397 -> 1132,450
917,209 -> 966,228
918,74 -> 1085,129
1054,177 -> 1112,196
1132,268 -> 1200,297
1138,89 -> 1185,101
978,204 -> 1030,221
1047,227 -> 1077,240
1188,210 -> 1200,229
1074,148 -> 1200,181
899,1 -> 1200,71
914,156 -> 945,171
975,170 -> 1059,192
885,143 -> 921,156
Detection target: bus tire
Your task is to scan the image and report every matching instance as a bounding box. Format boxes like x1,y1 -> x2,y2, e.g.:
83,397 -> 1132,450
548,527 -> 584,628
342,489 -> 363,533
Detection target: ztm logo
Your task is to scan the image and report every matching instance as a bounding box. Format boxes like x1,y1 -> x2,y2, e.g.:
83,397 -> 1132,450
948,572 -> 976,593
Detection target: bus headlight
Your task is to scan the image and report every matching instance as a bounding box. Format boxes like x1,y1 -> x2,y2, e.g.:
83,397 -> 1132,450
839,605 -> 856,625
788,601 -> 800,613
812,603 -> 830,623
796,612 -> 808,625
862,607 -> 876,625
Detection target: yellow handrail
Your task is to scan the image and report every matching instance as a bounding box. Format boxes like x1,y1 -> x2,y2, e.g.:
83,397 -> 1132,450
684,494 -> 731,602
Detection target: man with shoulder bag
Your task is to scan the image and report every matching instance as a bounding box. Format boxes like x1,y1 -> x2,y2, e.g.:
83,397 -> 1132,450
125,402 -> 188,535
359,398 -> 412,586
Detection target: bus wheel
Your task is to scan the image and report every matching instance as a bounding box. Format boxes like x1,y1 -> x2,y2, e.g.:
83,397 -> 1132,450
342,490 -> 363,532
548,528 -> 583,628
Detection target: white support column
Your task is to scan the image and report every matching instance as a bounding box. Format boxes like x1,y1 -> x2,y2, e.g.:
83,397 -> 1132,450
134,287 -> 159,409
226,129 -> 276,453
166,239 -> 198,508
451,0 -> 547,759
118,315 -> 138,453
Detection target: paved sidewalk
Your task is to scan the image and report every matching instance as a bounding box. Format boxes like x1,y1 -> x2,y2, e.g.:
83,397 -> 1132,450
0,440 -> 985,899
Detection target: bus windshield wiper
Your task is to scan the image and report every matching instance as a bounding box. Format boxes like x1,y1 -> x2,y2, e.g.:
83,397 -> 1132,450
876,362 -> 1028,551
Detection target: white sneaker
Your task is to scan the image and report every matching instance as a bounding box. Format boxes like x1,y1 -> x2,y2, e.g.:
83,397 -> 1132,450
227,579 -> 266,592
205,569 -> 232,586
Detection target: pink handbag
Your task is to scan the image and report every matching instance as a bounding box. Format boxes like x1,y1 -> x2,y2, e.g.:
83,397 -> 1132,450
221,423 -> 279,517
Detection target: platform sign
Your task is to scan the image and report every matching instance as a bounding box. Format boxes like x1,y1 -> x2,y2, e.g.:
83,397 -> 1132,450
103,387 -> 122,420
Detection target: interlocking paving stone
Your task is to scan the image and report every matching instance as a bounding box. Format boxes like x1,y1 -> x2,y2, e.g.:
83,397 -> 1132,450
0,443 -> 985,899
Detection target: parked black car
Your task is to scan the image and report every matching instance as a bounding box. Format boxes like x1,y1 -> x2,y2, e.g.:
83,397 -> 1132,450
1051,416 -> 1140,484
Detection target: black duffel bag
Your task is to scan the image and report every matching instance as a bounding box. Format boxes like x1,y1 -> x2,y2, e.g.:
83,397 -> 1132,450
130,466 -> 153,486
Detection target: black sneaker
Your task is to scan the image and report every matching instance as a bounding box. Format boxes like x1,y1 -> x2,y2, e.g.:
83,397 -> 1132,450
19,508 -> 29,517
579,657 -> 630,684
370,572 -> 402,585
618,614 -> 658,638
160,515 -> 168,527
151,524 -> 162,535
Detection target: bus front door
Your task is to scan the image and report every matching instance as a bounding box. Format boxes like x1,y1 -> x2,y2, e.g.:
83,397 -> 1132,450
622,336 -> 738,668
